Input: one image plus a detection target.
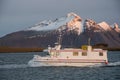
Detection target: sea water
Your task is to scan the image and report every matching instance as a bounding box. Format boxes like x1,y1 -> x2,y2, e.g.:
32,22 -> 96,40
0,51 -> 120,80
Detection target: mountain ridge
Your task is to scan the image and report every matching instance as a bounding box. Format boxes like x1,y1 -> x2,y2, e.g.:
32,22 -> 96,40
0,12 -> 120,48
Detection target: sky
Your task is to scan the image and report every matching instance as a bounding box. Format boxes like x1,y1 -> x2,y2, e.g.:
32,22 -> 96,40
0,0 -> 120,37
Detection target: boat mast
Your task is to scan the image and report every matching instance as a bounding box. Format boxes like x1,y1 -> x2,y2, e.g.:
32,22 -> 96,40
88,37 -> 91,46
58,29 -> 62,45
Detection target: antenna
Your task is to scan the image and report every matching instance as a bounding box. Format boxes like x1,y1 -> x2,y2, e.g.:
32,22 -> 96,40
88,37 -> 91,46
58,29 -> 62,45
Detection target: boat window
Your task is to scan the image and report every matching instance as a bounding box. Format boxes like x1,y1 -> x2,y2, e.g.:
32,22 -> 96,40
99,52 -> 103,56
82,52 -> 87,56
73,52 -> 78,56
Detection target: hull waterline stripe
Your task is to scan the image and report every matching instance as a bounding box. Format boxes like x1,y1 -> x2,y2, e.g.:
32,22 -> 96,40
34,59 -> 106,63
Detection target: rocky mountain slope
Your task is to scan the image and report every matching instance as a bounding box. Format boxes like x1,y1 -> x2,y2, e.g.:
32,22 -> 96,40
0,12 -> 120,48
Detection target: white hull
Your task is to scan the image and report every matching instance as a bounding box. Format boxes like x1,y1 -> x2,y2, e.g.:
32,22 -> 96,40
31,55 -> 107,67
34,61 -> 105,67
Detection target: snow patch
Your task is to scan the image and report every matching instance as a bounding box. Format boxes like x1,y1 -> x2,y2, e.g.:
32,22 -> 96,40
25,12 -> 83,35
98,22 -> 111,31
26,14 -> 74,31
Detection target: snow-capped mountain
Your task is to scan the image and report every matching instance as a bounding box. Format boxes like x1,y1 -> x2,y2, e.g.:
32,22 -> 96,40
98,22 -> 112,31
83,19 -> 120,47
0,12 -> 120,48
26,12 -> 83,35
113,23 -> 120,32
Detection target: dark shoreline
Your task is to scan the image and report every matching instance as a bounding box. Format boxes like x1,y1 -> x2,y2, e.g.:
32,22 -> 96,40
92,46 -> 120,51
0,46 -> 120,53
103,48 -> 120,51
0,47 -> 44,53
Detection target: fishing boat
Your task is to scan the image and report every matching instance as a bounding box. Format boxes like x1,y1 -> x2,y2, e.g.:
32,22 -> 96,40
30,33 -> 108,67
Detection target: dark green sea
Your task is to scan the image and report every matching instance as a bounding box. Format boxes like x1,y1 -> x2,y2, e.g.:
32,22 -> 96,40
0,51 -> 120,80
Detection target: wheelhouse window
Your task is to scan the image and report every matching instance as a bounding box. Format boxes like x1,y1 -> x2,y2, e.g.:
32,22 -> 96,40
99,52 -> 103,56
82,52 -> 87,56
73,52 -> 78,56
